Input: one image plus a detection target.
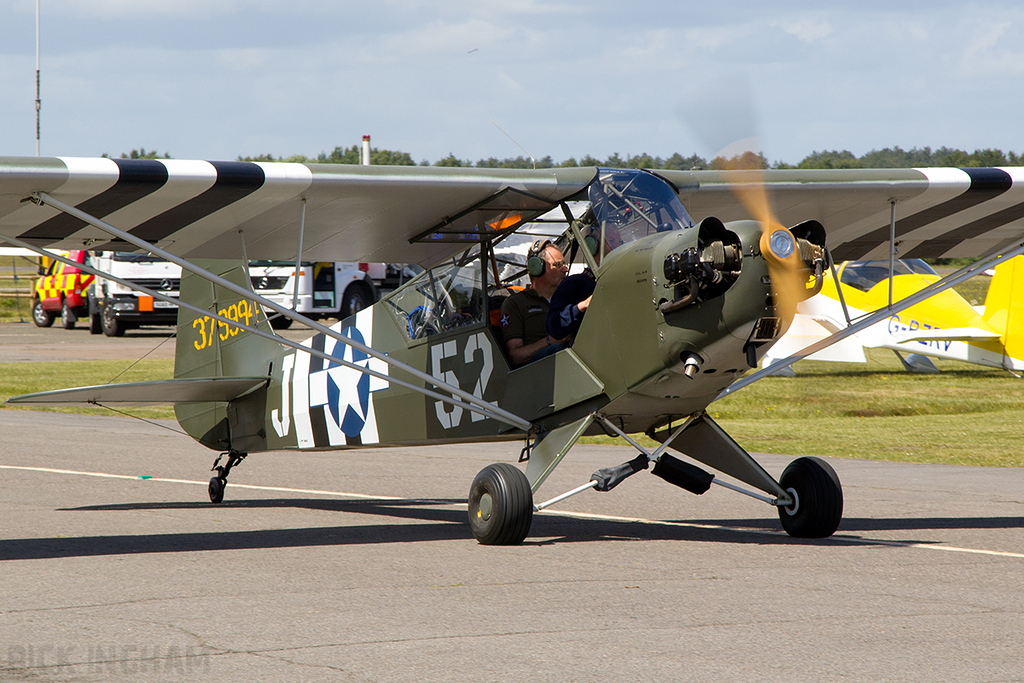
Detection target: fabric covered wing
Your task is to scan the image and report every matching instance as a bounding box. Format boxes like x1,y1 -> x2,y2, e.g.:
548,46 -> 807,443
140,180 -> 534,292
663,167 -> 1024,260
6,158 -> 1024,264
0,157 -> 596,265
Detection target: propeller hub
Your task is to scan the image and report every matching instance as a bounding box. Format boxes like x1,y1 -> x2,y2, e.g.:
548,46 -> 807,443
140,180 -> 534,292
767,229 -> 795,260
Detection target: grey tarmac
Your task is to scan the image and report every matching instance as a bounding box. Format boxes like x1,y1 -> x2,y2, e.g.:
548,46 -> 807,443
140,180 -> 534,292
2,322 -> 1024,682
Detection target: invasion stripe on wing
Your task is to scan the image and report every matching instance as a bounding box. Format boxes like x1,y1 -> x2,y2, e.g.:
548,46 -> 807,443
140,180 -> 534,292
835,167 -> 1014,260
905,167 -> 1024,258
20,158 -> 170,241
126,161 -> 266,244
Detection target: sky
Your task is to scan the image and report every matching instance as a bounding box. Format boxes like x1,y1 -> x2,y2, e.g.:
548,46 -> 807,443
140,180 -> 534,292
1,1 -> 1022,165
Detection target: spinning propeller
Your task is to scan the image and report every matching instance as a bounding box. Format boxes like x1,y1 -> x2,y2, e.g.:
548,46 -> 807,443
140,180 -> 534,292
724,158 -> 815,328
679,79 -> 824,329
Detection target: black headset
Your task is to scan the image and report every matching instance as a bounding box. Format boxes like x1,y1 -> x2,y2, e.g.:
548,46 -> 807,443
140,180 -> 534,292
527,239 -> 552,277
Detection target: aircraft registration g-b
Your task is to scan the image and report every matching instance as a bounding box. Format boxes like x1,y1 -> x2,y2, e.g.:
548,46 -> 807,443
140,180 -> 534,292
765,256 -> 1024,374
4,158 -> 1024,544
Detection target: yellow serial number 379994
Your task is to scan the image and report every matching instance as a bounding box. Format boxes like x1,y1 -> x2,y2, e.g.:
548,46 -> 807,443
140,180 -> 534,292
193,299 -> 258,350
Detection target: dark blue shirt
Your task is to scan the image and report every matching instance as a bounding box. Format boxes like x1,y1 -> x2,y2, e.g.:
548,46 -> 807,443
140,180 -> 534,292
547,270 -> 596,341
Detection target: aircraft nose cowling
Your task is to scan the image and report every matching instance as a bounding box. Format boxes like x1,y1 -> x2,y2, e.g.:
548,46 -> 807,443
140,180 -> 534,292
652,219 -> 774,383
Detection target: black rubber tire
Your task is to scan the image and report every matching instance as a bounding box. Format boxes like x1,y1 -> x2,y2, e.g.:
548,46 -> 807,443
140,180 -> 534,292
32,299 -> 55,328
778,456 -> 843,538
101,302 -> 125,337
208,477 -> 225,504
61,300 -> 77,329
340,283 -> 371,319
468,463 -> 533,545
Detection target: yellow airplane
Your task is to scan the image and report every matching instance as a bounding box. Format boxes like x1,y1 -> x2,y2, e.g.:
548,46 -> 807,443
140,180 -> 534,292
765,256 -> 1024,374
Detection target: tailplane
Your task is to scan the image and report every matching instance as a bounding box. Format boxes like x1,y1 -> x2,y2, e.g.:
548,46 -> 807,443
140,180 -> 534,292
5,260 -> 278,440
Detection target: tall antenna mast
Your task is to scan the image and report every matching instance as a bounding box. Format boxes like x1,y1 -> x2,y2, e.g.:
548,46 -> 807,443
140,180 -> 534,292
35,0 -> 41,156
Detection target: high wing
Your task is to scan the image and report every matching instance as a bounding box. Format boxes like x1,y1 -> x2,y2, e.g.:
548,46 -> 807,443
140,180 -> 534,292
665,167 -> 1024,260
0,157 -> 597,264
3,158 -> 1024,264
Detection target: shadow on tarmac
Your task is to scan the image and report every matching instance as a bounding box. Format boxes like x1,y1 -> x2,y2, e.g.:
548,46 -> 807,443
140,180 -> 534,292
4,496 -> 1018,561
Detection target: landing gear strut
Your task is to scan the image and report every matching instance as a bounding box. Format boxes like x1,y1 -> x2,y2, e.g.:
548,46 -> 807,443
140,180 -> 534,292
209,450 -> 247,504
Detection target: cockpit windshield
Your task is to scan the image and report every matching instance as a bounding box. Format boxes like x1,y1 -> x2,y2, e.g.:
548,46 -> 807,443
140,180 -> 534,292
587,169 -> 694,257
839,259 -> 938,292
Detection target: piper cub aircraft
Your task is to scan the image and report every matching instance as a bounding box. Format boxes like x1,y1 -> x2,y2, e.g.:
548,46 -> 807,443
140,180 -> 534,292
765,256 -> 1024,375
4,158 -> 1024,545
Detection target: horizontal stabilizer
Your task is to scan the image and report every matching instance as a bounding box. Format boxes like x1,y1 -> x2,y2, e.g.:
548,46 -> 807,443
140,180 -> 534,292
6,377 -> 267,407
892,327 -> 1001,344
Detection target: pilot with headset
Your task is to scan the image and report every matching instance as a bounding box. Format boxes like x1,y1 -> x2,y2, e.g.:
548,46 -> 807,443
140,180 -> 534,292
499,239 -> 569,367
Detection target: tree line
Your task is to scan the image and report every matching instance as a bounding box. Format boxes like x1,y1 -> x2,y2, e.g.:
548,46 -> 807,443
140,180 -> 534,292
114,145 -> 1024,170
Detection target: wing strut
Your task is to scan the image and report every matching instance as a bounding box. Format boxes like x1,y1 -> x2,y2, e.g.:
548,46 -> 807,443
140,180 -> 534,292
2,234 -> 526,427
888,199 -> 897,308
720,239 -> 1024,398
14,194 -> 535,432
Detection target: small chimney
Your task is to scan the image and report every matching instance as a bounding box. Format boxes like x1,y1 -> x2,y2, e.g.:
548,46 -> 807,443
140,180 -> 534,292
362,135 -> 371,166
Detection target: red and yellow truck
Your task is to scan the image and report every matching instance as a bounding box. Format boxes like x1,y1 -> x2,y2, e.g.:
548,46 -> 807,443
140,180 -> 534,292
32,250 -> 95,329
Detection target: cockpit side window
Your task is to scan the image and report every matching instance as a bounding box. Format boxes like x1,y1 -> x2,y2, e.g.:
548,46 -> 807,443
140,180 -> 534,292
385,250 -> 485,341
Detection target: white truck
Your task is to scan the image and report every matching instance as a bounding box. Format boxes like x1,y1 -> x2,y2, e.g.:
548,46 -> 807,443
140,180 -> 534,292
247,261 -> 381,329
88,251 -> 181,336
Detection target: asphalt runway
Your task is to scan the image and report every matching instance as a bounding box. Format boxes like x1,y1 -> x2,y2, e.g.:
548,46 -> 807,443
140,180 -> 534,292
2,321 -> 1024,682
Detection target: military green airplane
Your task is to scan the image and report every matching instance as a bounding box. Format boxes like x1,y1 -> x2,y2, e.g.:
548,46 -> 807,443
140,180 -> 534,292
4,158 -> 1024,545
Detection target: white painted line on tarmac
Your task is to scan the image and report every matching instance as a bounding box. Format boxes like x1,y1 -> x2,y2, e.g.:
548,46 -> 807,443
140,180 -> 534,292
4,464 -> 1022,559
0,464 -> 404,500
549,509 -> 1024,559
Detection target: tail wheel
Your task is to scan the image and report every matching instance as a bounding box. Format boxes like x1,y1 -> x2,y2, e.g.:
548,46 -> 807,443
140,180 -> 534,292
32,299 -> 55,328
778,456 -> 843,538
208,477 -> 225,504
468,463 -> 533,545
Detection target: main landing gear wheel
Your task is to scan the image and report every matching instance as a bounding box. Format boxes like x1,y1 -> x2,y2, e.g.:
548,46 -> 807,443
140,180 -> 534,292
468,463 -> 533,545
778,456 -> 843,538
